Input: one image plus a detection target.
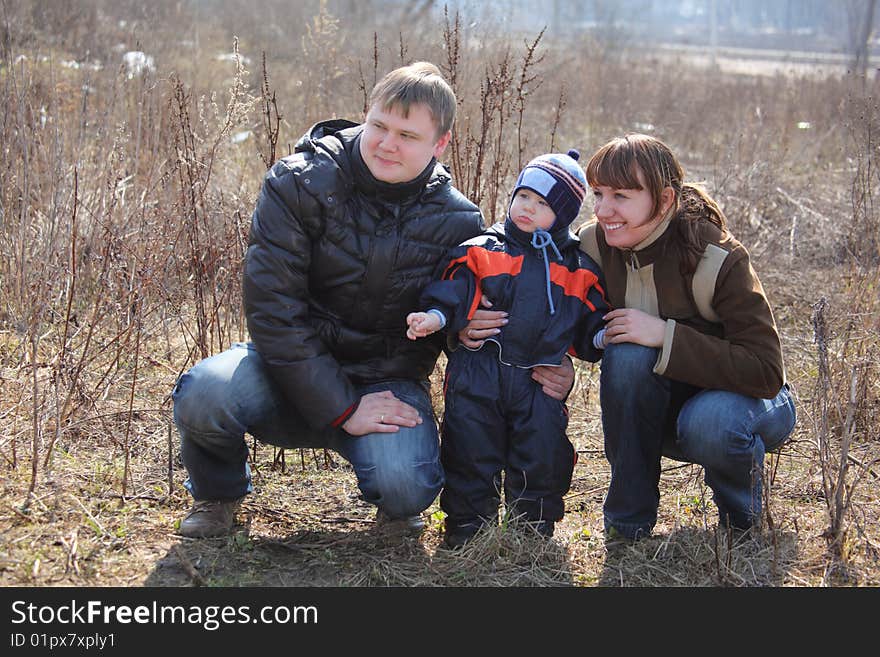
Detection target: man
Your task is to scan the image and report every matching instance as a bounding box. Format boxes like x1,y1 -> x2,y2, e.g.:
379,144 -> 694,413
171,62 -> 573,538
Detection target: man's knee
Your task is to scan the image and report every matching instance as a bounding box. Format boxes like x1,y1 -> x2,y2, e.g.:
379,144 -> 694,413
172,348 -> 251,439
172,366 -> 225,436
172,368 -> 209,431
362,459 -> 443,519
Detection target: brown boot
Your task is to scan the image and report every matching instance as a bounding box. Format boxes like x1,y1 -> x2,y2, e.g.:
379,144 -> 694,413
178,498 -> 243,538
375,509 -> 426,535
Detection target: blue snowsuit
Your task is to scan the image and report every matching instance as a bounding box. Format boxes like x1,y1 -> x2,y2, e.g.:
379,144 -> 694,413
420,217 -> 609,537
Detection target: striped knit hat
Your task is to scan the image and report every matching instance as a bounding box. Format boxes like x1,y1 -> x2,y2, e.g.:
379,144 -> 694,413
511,149 -> 587,231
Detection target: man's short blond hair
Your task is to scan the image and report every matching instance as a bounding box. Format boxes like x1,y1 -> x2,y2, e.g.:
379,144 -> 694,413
368,62 -> 456,137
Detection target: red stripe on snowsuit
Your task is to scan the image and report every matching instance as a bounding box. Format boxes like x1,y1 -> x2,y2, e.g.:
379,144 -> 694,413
547,262 -> 606,311
442,249 -> 524,320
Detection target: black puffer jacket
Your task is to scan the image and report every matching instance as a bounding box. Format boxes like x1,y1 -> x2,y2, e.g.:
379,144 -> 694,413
243,120 -> 484,429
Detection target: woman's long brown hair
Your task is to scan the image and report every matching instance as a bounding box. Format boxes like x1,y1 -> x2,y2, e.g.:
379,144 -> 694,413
586,133 -> 728,274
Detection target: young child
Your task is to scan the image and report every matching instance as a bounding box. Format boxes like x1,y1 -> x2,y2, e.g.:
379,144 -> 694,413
407,150 -> 609,548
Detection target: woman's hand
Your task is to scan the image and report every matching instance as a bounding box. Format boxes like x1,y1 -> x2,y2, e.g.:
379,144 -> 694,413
603,308 -> 666,347
458,295 -> 508,348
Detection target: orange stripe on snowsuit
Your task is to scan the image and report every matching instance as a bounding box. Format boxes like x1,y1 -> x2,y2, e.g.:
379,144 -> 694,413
547,263 -> 603,310
441,248 -> 524,320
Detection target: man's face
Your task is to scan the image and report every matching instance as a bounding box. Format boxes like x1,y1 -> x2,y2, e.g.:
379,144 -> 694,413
359,102 -> 451,184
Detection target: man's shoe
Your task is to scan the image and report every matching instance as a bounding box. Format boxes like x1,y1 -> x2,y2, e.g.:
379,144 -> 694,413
441,527 -> 477,550
439,519 -> 483,550
604,524 -> 647,546
375,509 -> 426,534
178,498 -> 243,538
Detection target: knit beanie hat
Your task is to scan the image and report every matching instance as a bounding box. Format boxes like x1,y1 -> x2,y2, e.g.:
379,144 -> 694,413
511,149 -> 587,231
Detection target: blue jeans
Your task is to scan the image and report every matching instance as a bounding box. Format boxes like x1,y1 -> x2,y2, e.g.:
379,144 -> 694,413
171,342 -> 443,519
600,343 -> 796,538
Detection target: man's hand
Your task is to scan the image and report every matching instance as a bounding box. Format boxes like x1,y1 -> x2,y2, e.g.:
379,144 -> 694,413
532,356 -> 575,401
341,390 -> 423,436
458,295 -> 508,348
603,308 -> 665,348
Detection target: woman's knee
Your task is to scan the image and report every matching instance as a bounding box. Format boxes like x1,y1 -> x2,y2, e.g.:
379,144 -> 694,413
676,391 -> 758,467
600,343 -> 658,394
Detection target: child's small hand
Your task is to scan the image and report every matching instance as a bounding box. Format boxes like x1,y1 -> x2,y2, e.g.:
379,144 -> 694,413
406,312 -> 440,340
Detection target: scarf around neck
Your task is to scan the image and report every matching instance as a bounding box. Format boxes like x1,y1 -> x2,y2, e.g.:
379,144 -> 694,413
504,216 -> 569,315
350,133 -> 437,203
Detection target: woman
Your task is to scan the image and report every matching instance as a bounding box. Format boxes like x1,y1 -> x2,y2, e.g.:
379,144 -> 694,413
579,133 -> 796,539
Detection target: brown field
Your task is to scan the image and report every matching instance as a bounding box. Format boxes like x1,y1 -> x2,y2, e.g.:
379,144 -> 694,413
1,1 -> 878,587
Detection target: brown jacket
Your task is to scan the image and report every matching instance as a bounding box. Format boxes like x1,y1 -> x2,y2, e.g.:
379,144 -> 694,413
578,214 -> 785,399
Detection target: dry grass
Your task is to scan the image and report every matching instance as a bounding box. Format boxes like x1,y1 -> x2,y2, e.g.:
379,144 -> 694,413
2,373 -> 875,588
1,1 -> 879,587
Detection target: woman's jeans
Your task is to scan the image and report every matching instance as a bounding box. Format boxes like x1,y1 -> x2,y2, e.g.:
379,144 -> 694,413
600,343 -> 796,538
171,342 -> 443,519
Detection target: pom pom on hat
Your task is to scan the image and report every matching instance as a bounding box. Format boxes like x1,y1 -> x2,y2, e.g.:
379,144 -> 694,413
511,149 -> 587,230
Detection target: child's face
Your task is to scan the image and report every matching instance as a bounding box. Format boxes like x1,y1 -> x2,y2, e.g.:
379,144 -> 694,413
509,188 -> 556,233
591,170 -> 668,249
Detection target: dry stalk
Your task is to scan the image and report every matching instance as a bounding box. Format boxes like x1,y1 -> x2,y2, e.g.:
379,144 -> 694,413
27,329 -> 40,503
397,31 -> 407,65
514,28 -> 546,171
258,51 -> 281,170
485,56 -> 514,220
62,528 -> 79,575
172,544 -> 207,587
170,77 -> 209,360
846,108 -> 879,264
43,169 -> 79,468
812,295 -> 874,564
166,423 -> 173,499
121,307 -> 142,498
549,83 -> 566,152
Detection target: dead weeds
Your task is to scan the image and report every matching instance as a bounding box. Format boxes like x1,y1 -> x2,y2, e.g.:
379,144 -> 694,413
2,354 -> 878,588
2,2 -> 879,588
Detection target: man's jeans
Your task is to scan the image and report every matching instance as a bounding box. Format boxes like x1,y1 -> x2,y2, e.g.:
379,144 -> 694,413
171,342 -> 443,519
600,343 -> 796,538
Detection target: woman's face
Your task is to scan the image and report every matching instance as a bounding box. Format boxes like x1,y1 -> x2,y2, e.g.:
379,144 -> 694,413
591,171 -> 670,249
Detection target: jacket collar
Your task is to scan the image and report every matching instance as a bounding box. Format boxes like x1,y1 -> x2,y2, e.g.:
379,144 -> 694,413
349,133 -> 437,203
631,211 -> 674,252
292,119 -> 452,206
